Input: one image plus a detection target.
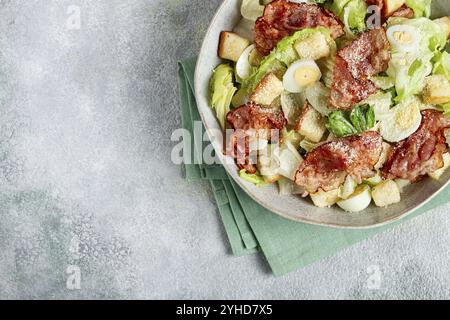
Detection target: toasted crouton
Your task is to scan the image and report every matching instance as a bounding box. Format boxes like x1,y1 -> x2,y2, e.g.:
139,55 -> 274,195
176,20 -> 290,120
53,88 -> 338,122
294,32 -> 330,61
422,75 -> 450,105
310,188 -> 340,208
434,17 -> 450,39
429,153 -> 450,180
372,180 -> 401,207
250,73 -> 284,106
384,0 -> 405,17
218,31 -> 250,62
295,103 -> 326,143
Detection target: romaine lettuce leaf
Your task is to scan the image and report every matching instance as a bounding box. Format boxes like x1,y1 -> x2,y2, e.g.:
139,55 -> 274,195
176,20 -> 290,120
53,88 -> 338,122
405,0 -> 432,18
389,54 -> 433,103
299,139 -> 321,153
327,0 -> 353,17
239,169 -> 267,187
241,0 -> 264,22
386,18 -> 446,102
210,64 -> 237,128
369,75 -> 395,90
326,103 -> 375,137
433,51 -> 450,82
305,82 -> 333,116
326,111 -> 357,137
442,102 -> 450,117
350,104 -> 375,132
343,0 -> 368,34
281,128 -> 302,149
328,0 -> 367,34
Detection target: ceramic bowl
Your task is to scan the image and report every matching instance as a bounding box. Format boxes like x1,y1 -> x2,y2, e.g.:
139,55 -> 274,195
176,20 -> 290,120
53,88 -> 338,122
194,0 -> 450,228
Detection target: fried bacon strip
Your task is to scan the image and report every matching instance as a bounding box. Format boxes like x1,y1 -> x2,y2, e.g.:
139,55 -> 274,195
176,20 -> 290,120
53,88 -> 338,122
382,110 -> 450,182
254,0 -> 344,56
226,102 -> 287,173
329,28 -> 391,110
391,5 -> 414,19
295,131 -> 383,193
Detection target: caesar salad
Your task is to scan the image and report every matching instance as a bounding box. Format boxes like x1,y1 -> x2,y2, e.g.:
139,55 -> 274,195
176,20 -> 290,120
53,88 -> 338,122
209,0 -> 450,213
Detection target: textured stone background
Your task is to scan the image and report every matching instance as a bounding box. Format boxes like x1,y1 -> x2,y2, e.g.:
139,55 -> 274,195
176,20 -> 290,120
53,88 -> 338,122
0,0 -> 448,299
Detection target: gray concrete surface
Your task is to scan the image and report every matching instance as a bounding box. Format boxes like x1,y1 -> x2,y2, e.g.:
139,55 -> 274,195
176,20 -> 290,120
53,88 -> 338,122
0,0 -> 448,300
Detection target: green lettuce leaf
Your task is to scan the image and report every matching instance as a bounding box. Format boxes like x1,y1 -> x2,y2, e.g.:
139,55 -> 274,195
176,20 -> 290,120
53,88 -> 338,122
210,64 -> 237,128
326,111 -> 357,137
433,51 -> 450,82
386,17 -> 446,102
405,0 -> 432,18
240,0 -> 264,22
343,0 -> 368,33
390,56 -> 432,103
350,104 -> 375,132
328,0 -> 367,34
327,104 -> 375,137
327,0 -> 353,17
239,169 -> 267,187
442,102 -> 450,117
369,75 -> 395,90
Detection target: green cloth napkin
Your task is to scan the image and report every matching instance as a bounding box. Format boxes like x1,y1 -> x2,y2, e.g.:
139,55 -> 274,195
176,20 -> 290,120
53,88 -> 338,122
178,58 -> 450,276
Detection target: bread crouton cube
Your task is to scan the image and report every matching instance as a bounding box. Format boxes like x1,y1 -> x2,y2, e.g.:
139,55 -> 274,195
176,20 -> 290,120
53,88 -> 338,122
384,0 -> 405,17
218,31 -> 250,62
250,73 -> 284,106
310,188 -> 340,208
295,104 -> 326,143
422,75 -> 450,105
372,180 -> 401,207
294,32 -> 330,61
429,153 -> 450,180
434,17 -> 450,39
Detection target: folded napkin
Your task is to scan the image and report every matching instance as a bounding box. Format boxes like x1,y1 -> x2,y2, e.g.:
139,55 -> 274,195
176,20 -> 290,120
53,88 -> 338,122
178,58 -> 450,276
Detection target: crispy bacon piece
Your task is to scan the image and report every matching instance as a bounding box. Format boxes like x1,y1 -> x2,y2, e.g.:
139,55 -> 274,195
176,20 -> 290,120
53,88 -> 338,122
329,28 -> 391,110
226,102 -> 287,173
365,0 -> 383,8
382,110 -> 450,182
226,102 -> 287,138
254,0 -> 344,56
391,5 -> 414,19
295,131 -> 383,193
329,56 -> 378,110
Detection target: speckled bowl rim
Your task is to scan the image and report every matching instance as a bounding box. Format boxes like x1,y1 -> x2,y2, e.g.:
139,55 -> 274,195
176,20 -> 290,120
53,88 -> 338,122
194,0 -> 450,229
